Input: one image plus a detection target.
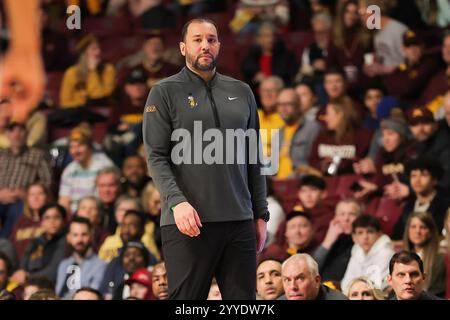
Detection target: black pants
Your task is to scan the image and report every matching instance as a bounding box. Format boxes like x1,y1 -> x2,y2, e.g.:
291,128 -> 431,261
161,220 -> 256,300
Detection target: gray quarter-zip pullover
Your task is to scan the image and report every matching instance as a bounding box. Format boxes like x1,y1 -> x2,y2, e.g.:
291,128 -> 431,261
143,67 -> 268,226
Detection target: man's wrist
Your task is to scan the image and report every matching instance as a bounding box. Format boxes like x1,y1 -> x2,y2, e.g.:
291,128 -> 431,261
256,211 -> 270,222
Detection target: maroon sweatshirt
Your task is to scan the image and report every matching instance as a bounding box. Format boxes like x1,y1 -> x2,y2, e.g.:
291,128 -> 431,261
309,128 -> 373,175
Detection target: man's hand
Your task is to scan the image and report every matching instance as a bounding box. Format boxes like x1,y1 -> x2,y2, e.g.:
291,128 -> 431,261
255,218 -> 267,253
173,202 -> 202,237
0,189 -> 20,204
353,180 -> 378,200
11,269 -> 28,285
384,181 -> 409,201
87,55 -> 100,71
0,48 -> 44,123
322,219 -> 344,250
353,158 -> 376,175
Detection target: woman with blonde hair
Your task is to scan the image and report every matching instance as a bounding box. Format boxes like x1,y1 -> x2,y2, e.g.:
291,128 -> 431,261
141,181 -> 162,255
441,208 -> 450,299
76,196 -> 110,253
60,34 -> 116,108
9,182 -> 52,258
440,208 -> 450,253
309,98 -> 373,175
346,276 -> 385,300
404,212 -> 447,297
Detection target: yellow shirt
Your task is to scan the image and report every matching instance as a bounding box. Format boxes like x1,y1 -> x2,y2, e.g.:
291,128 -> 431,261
60,63 -> 116,108
98,222 -> 161,262
26,111 -> 47,148
276,123 -> 299,179
258,109 -> 284,157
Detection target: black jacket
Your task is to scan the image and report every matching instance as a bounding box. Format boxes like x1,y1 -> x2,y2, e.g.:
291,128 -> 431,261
143,67 -> 268,226
392,188 -> 450,240
21,230 -> 67,283
277,284 -> 348,300
241,41 -> 298,88
313,235 -> 353,283
315,284 -> 348,300
410,131 -> 450,191
389,291 -> 444,300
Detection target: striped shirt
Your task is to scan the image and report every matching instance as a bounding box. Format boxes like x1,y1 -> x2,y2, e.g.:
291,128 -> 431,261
59,152 -> 114,212
0,147 -> 52,190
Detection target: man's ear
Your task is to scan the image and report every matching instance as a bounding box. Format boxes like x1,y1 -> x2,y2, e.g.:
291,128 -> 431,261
179,42 -> 186,57
387,274 -> 392,286
315,275 -> 321,288
321,190 -> 328,200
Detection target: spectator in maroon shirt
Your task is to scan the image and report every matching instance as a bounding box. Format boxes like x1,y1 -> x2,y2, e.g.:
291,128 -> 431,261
421,31 -> 450,106
110,67 -> 148,129
327,0 -> 372,95
309,99 -> 373,175
353,117 -> 412,201
384,31 -> 440,105
296,175 -> 335,243
119,33 -> 179,88
9,182 -> 51,259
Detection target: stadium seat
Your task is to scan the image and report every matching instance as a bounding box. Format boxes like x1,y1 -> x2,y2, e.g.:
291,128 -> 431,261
82,16 -> 132,38
271,179 -> 299,213
46,72 -> 64,107
324,176 -> 340,198
373,197 -> 404,236
283,31 -> 314,64
364,196 -> 380,216
100,36 -> 145,64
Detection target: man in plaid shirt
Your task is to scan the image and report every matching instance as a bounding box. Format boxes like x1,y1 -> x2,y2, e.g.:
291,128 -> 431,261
0,122 -> 52,238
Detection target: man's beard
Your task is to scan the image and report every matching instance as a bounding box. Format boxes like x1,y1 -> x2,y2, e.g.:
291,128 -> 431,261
72,243 -> 89,256
187,52 -> 217,72
282,114 -> 298,125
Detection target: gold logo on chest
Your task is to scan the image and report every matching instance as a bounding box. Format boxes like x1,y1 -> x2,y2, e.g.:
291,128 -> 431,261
188,94 -> 198,108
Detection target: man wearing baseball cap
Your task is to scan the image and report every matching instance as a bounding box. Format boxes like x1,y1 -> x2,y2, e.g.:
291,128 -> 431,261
384,30 -> 439,104
420,31 -> 450,106
58,123 -> 115,214
0,122 -> 52,238
110,67 -> 148,128
126,268 -> 154,300
120,32 -> 178,90
385,106 -> 450,201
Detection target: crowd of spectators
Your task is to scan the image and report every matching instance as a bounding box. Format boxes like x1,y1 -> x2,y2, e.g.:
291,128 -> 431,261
0,0 -> 450,300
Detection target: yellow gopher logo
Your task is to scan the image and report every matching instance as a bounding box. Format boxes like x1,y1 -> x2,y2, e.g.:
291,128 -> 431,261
145,105 -> 157,113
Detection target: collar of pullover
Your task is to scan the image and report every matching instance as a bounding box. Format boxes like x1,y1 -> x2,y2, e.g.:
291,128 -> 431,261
183,66 -> 218,88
